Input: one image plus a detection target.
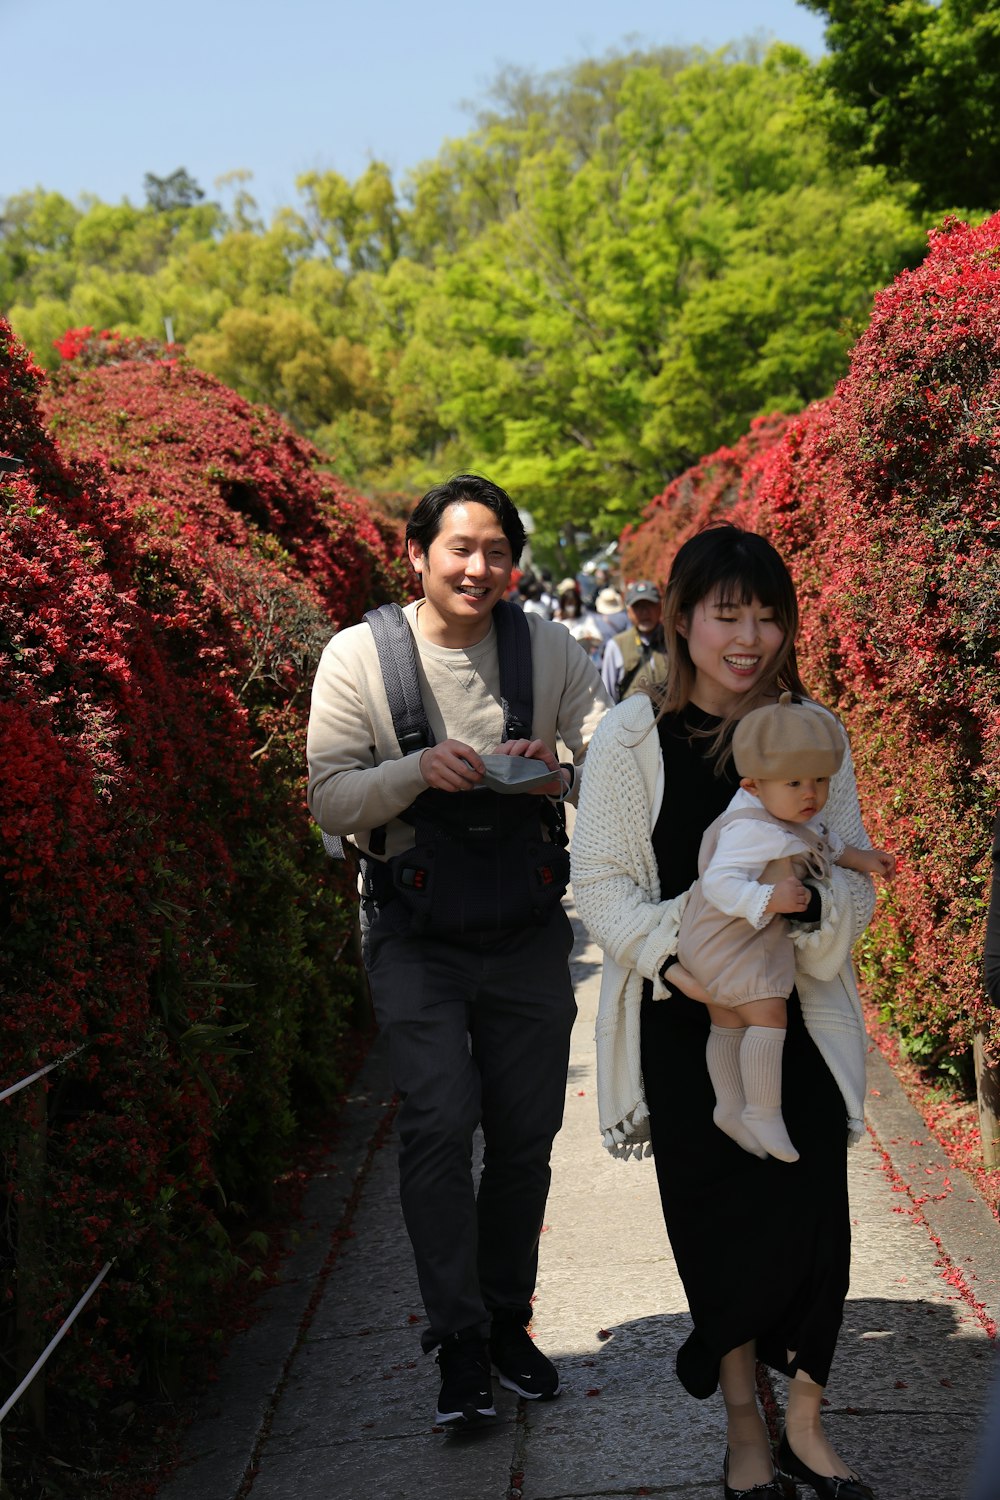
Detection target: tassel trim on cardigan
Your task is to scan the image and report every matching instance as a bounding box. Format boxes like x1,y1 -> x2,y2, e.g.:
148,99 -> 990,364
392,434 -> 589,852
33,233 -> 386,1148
602,1100 -> 653,1160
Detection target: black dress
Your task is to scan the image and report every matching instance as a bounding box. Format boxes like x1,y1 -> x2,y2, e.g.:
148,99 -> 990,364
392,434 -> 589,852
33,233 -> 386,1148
640,707 -> 850,1399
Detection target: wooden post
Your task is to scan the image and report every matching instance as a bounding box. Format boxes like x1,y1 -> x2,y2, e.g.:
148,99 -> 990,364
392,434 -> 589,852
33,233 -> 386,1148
974,1032 -> 1000,1170
14,1087 -> 46,1435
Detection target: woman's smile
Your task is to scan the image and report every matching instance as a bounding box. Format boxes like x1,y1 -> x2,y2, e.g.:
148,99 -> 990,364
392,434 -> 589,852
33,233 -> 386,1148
680,593 -> 785,713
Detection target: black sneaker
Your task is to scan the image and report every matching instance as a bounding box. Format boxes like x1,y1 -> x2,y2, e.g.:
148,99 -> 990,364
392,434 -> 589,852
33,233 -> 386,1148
489,1315 -> 561,1400
435,1332 -> 496,1426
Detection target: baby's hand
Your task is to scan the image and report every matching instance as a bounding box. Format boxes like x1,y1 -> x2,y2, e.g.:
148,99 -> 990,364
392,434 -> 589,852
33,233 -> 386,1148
767,875 -> 811,916
863,847 -> 897,880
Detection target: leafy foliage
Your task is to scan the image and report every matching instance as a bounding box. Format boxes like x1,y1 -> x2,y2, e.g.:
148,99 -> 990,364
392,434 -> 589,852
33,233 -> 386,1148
802,0 -> 1000,213
1,45 -> 926,551
622,210 -> 1000,1077
144,167 -> 205,213
0,320 -> 402,1419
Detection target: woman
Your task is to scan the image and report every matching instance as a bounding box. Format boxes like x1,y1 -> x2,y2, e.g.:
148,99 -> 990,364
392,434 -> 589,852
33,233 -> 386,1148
554,578 -> 608,664
572,525 -> 878,1500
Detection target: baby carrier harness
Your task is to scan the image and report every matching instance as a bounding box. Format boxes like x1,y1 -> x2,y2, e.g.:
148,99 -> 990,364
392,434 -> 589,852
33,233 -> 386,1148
358,601 -> 570,937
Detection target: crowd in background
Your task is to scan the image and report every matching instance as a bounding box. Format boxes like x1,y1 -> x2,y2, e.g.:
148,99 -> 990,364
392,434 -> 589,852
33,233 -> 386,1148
507,563 -> 667,706
508,563 -> 625,660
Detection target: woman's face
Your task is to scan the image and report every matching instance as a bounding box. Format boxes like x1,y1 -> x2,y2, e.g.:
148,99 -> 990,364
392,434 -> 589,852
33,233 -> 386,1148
678,589 -> 786,716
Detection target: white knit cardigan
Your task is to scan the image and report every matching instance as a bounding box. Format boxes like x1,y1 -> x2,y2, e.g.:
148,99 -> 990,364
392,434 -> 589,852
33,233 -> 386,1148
571,693 -> 877,1161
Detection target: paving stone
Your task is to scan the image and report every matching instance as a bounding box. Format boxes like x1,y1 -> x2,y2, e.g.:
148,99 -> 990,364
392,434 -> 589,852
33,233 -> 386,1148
159,902 -> 1000,1499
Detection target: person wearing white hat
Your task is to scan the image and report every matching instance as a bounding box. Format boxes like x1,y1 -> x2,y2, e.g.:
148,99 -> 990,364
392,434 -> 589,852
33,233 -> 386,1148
594,584 -> 626,623
584,585 -> 627,667
553,578 -> 605,664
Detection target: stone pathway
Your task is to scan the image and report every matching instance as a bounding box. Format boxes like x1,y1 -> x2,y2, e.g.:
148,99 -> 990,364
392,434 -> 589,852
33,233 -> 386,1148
159,907 -> 1000,1500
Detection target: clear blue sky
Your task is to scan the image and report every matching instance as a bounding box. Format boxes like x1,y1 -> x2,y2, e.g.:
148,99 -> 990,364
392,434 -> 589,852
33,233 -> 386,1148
3,0 -> 827,218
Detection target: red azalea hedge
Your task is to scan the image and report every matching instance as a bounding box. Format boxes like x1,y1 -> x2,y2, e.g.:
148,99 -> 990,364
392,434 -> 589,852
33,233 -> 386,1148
622,212 -> 1000,1081
0,322 -> 404,1416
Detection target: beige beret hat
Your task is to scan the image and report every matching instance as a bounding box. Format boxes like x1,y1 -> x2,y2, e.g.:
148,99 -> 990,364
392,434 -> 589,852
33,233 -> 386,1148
733,691 -> 844,780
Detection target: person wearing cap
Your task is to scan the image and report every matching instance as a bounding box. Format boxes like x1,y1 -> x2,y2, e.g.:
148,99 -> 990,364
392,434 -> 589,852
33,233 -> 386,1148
669,693 -> 895,1162
307,474 -> 609,1429
601,580 -> 669,702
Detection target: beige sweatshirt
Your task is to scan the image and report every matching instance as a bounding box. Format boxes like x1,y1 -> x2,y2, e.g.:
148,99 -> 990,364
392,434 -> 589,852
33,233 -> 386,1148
306,599 -> 611,859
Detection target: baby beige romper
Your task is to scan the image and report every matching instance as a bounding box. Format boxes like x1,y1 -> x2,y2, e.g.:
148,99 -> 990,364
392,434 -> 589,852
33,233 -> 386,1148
677,805 -> 834,1009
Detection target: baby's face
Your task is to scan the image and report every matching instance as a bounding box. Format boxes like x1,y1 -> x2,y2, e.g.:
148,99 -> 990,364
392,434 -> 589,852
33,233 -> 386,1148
745,776 -> 830,824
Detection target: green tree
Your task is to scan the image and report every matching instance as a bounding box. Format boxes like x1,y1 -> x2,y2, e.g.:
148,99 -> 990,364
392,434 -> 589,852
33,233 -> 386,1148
800,0 -> 1000,211
187,304 -> 378,432
393,48 -> 923,544
143,166 -> 205,212
1,43 -> 927,543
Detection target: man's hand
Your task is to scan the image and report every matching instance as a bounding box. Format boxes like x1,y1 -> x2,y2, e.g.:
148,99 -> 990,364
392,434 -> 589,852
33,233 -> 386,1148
490,737 -> 565,796
418,740 -> 486,792
766,875 -> 811,916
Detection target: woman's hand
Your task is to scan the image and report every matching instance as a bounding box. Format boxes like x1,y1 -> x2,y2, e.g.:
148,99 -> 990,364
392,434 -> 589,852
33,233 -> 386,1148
664,960 -> 713,1004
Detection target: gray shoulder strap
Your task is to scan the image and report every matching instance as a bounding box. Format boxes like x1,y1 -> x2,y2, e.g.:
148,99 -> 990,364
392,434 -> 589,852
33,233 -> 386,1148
364,603 -> 433,755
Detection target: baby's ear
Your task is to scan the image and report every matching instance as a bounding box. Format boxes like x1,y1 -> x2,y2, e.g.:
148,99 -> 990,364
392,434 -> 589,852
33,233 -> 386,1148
740,776 -> 758,796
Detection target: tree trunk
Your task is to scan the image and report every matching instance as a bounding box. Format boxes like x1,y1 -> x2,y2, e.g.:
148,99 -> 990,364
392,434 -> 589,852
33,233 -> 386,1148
974,1032 -> 1000,1170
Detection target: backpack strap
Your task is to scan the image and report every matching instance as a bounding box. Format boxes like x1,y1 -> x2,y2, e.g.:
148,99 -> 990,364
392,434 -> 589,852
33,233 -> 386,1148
364,602 -> 434,755
366,598 -> 534,749
493,599 -> 534,741
358,599 -> 536,858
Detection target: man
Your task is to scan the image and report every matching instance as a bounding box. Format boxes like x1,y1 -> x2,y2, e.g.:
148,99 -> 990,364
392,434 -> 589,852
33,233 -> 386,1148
306,474 -> 610,1427
601,579 -> 668,702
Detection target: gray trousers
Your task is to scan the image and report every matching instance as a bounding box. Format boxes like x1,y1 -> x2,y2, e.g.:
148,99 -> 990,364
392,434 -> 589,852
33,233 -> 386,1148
363,900 -> 576,1351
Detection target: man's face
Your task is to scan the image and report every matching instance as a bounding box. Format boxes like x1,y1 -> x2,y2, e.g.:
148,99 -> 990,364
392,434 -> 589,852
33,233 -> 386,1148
628,597 -> 661,633
407,501 -> 513,642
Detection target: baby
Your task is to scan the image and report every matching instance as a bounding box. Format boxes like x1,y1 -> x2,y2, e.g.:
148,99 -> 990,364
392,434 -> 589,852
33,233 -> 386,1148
670,693 -> 895,1162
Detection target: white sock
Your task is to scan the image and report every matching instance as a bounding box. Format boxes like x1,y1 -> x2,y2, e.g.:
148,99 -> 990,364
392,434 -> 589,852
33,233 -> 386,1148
740,1026 -> 799,1162
706,1025 -> 767,1158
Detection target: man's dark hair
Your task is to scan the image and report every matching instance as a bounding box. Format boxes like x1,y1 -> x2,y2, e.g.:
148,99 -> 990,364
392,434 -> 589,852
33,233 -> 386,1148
405,474 -> 526,565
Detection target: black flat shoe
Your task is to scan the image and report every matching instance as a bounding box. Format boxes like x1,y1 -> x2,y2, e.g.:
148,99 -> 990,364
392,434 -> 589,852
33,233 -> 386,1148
777,1433 -> 875,1500
723,1446 -> 794,1499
